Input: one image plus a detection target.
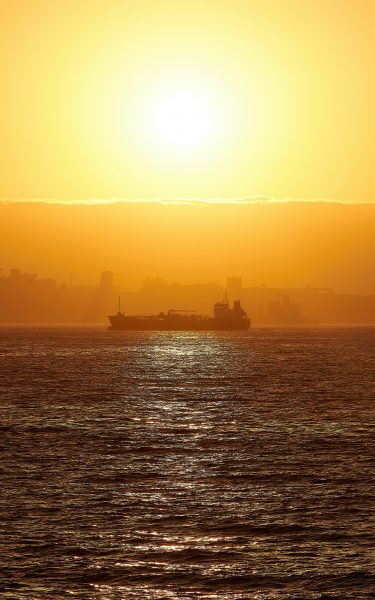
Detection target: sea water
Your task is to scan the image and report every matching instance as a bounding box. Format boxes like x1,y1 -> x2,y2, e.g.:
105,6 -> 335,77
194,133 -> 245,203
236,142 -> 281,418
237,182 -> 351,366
0,327 -> 374,598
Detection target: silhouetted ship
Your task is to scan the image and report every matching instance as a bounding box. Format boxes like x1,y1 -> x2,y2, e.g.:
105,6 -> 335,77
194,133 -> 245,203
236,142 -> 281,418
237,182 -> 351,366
109,298 -> 250,331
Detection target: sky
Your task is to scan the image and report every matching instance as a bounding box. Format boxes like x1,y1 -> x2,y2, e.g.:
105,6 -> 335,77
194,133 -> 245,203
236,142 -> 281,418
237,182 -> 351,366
1,201 -> 374,294
1,0 -> 375,201
1,1 -> 374,294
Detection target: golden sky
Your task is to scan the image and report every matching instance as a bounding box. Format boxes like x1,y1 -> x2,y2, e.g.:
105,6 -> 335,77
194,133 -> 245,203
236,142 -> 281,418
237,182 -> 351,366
1,201 -> 374,294
1,2 -> 375,295
1,0 -> 375,201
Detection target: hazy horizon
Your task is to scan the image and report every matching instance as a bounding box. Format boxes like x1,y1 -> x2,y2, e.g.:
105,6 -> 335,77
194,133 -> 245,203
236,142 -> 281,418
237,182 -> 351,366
2,200 -> 374,295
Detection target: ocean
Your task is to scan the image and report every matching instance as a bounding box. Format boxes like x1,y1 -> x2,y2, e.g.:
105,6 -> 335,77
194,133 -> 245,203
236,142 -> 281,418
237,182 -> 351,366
0,327 -> 374,599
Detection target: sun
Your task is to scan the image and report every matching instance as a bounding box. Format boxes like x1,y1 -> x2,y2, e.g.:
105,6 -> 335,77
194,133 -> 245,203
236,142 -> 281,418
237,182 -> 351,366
86,72 -> 231,167
151,87 -> 217,153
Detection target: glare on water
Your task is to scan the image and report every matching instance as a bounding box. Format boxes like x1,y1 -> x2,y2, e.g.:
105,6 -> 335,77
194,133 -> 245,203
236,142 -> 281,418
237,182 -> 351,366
0,327 -> 374,599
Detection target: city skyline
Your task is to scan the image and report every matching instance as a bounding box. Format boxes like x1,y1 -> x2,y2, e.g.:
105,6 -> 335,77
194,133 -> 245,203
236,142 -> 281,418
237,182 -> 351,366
1,200 -> 374,295
1,267 -> 374,325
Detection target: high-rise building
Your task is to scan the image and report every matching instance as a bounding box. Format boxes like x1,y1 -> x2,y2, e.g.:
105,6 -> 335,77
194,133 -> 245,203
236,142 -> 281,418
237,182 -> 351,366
99,270 -> 113,291
227,276 -> 242,301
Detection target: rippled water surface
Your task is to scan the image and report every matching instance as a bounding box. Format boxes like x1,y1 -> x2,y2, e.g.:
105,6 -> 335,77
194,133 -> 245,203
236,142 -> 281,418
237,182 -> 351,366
0,327 -> 374,599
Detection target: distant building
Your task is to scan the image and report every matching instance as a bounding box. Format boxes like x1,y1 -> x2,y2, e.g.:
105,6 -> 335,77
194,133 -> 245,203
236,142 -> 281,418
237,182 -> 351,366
86,271 -> 116,322
267,294 -> 302,325
227,276 -> 242,301
99,270 -> 113,291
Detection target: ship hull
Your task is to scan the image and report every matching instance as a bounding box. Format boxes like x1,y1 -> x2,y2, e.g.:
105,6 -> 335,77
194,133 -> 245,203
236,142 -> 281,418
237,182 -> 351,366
109,315 -> 250,331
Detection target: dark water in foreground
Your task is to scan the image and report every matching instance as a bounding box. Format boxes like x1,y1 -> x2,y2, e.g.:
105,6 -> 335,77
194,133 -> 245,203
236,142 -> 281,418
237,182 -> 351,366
0,327 -> 374,599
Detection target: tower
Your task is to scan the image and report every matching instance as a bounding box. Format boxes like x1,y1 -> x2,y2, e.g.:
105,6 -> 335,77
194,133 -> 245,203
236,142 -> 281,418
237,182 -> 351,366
227,276 -> 242,301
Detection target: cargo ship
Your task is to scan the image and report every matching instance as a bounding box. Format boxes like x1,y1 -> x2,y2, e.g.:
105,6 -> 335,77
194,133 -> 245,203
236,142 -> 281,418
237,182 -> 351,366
108,297 -> 250,331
